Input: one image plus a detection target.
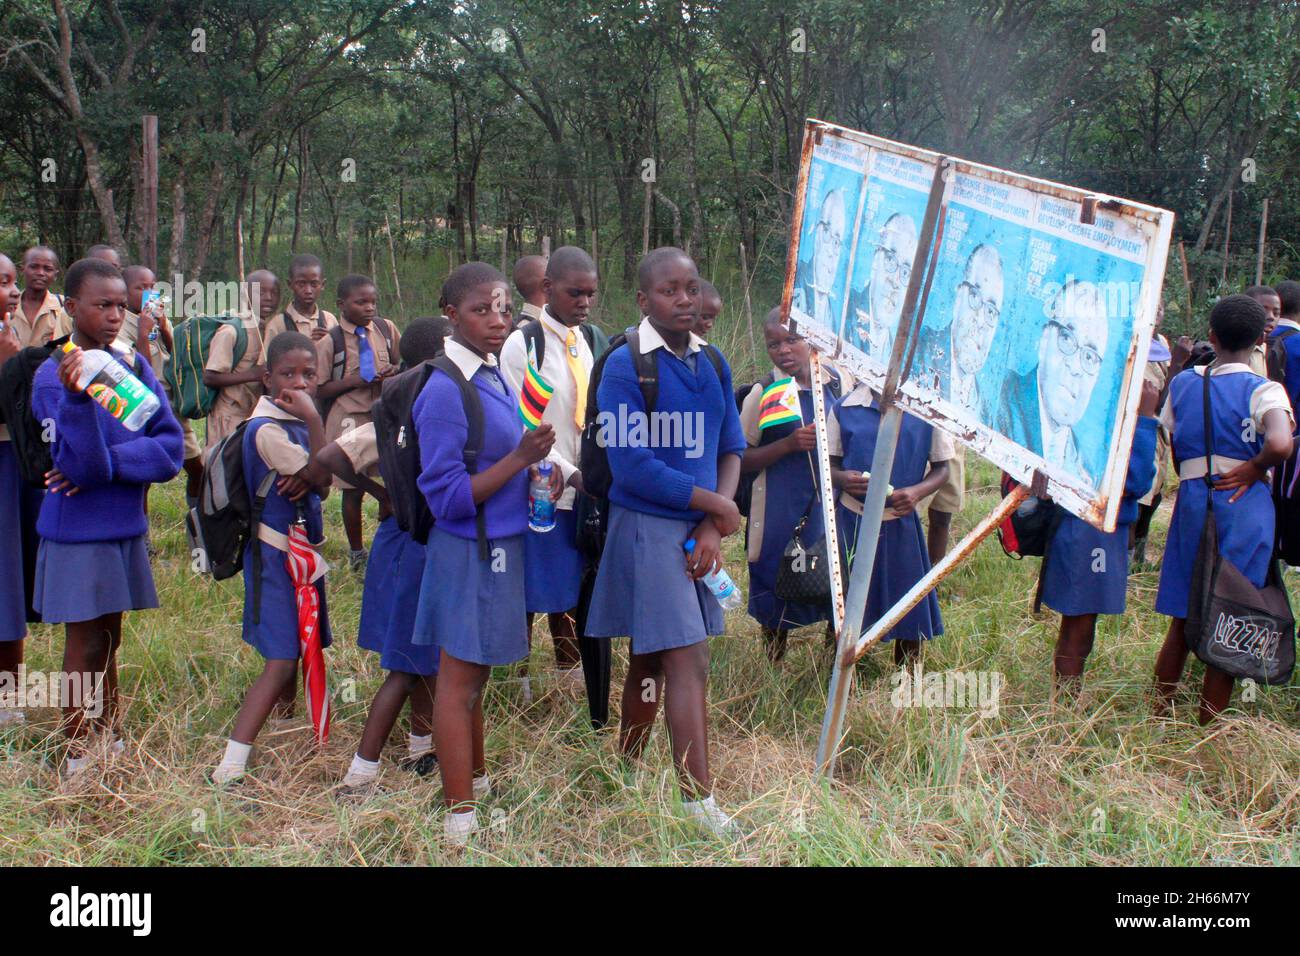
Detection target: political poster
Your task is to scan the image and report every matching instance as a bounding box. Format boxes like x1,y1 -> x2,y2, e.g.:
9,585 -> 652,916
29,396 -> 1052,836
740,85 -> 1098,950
785,120 -> 1175,531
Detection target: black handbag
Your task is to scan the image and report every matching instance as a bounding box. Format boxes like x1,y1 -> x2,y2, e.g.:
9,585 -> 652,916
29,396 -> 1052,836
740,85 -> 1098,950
774,498 -> 833,606
1184,369 -> 1296,684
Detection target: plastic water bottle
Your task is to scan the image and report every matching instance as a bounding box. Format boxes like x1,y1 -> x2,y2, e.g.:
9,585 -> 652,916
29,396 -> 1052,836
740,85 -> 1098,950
61,342 -> 160,431
529,460 -> 557,533
684,538 -> 744,609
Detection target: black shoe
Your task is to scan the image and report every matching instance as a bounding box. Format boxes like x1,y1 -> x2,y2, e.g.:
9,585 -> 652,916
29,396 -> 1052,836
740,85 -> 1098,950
400,752 -> 439,776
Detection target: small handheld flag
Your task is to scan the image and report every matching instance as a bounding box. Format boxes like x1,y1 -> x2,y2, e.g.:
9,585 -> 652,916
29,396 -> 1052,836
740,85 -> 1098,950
518,363 -> 555,430
758,377 -> 802,430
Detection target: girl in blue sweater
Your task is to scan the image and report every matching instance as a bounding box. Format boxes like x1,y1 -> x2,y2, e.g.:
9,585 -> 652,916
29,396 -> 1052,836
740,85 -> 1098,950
586,248 -> 747,836
412,263 -> 556,845
31,258 -> 184,776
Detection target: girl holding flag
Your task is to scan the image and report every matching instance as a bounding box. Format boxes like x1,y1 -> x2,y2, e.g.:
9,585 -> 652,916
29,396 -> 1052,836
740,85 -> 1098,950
739,310 -> 851,662
413,263 -> 557,845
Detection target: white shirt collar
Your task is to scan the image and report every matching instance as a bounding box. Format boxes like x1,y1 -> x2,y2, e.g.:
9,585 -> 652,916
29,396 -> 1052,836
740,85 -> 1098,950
637,316 -> 705,356
1276,318 -> 1300,333
251,394 -> 301,422
1194,362 -> 1253,376
443,337 -> 497,380
840,382 -> 877,409
519,302 -> 544,322
540,306 -> 576,341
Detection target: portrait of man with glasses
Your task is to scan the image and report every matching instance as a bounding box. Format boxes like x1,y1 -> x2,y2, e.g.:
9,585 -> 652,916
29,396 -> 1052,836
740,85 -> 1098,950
915,243 -> 1004,420
848,212 -> 918,365
998,278 -> 1110,485
793,186 -> 849,331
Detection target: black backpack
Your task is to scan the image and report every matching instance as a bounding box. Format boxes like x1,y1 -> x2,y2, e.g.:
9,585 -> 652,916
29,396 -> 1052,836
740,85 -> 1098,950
372,360 -> 439,545
187,418 -> 279,619
576,330 -> 724,556
1265,326 -> 1297,385
319,319 -> 397,422
415,355 -> 487,557
0,334 -> 70,486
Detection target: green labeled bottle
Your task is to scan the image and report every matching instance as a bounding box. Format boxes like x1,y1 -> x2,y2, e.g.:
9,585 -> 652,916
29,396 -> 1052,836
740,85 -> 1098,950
61,342 -> 161,431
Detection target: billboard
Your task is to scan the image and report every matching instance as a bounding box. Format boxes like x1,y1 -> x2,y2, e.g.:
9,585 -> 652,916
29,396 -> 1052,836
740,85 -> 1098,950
785,120 -> 1175,531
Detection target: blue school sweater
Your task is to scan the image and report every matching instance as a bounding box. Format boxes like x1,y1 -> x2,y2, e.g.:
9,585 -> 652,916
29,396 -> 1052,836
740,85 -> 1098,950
31,349 -> 184,543
415,362 -> 528,540
597,336 -> 746,521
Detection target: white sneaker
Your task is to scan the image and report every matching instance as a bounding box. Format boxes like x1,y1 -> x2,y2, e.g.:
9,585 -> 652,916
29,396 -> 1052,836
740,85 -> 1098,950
684,795 -> 734,837
444,809 -> 479,846
211,763 -> 246,786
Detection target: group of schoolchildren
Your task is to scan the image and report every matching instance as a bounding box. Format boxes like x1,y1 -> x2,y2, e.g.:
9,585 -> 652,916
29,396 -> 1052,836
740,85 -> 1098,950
1,234 -> 1297,845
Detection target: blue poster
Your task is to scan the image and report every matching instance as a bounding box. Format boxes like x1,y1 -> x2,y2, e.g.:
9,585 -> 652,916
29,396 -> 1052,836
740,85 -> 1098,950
791,140 -> 868,335
845,152 -> 934,365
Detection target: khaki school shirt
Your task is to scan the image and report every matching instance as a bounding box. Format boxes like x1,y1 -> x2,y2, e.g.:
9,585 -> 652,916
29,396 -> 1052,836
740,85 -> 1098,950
205,315 -> 265,429
314,317 -> 399,436
259,304 -> 339,364
13,289 -> 71,347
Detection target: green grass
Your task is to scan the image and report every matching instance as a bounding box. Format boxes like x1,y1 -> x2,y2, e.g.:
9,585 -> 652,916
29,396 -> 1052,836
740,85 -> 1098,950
2,450 -> 1297,866
2,296 -> 1298,865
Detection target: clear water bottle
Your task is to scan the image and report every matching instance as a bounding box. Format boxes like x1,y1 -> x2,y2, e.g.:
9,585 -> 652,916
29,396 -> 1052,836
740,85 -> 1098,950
529,460 -> 557,533
61,342 -> 160,431
684,538 -> 744,609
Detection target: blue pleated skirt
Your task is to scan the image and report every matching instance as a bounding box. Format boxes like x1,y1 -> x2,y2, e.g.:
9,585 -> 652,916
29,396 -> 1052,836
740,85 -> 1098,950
1041,513 -> 1131,616
412,525 -> 527,666
34,535 -> 158,623
836,507 -> 942,641
0,444 -> 28,641
359,517 -> 436,676
585,505 -> 725,654
1156,481 -> 1275,619
241,540 -> 332,660
524,507 -> 584,613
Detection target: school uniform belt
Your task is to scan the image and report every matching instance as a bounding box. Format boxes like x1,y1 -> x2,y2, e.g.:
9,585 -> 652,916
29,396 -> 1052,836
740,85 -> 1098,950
1177,455 -> 1248,481
838,490 -> 900,521
257,522 -> 329,582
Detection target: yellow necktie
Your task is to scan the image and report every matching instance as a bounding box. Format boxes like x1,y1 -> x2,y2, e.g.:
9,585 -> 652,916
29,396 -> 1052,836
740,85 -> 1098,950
565,328 -> 589,430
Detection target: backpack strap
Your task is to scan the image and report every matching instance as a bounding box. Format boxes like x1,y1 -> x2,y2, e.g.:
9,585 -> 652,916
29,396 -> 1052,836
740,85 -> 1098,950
431,354 -> 489,560
328,324 -> 347,381
701,343 -> 725,381
1201,366 -> 1216,498
522,319 -> 546,370
626,330 -> 659,413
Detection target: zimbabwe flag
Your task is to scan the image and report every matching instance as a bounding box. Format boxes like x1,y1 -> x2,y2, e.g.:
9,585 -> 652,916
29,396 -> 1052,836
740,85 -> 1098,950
758,376 -> 802,430
518,363 -> 555,430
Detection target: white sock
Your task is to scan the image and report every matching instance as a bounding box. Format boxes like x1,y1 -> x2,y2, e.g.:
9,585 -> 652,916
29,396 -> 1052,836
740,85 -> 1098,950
444,808 -> 478,845
110,737 -> 125,755
64,753 -> 93,775
472,773 -> 491,800
408,733 -> 433,758
213,739 -> 251,784
342,753 -> 380,786
518,676 -> 533,703
0,708 -> 26,726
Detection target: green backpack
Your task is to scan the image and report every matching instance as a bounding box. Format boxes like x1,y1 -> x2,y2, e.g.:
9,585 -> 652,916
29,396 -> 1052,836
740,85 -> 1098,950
166,314 -> 250,419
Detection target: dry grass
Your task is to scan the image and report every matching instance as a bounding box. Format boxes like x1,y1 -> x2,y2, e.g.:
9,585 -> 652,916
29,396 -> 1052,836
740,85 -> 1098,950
2,454 -> 1297,866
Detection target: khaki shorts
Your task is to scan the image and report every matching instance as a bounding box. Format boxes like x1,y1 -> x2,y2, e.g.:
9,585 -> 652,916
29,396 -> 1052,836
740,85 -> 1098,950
923,445 -> 965,514
180,416 -> 201,461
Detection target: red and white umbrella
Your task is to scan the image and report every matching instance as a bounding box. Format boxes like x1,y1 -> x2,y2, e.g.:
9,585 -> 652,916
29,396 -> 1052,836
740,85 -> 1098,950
286,518 -> 330,745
